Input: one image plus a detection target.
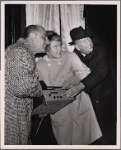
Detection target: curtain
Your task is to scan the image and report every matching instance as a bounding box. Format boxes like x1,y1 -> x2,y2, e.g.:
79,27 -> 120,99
26,4 -> 60,34
60,4 -> 85,51
26,4 -> 85,52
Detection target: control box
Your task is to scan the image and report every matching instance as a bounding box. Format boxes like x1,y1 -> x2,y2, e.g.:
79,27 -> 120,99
32,88 -> 75,115
42,89 -> 74,104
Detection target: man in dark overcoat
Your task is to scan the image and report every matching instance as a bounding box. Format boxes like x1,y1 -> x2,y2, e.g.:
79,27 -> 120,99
67,26 -> 116,145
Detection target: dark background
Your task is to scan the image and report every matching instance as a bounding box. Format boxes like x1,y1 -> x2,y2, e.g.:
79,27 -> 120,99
5,4 -> 117,145
5,4 -> 26,48
84,5 -> 117,87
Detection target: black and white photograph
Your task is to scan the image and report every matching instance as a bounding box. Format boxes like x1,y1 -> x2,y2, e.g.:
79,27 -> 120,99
0,0 -> 120,149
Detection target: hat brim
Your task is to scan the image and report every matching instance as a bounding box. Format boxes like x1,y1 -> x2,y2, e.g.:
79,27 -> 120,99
69,35 -> 94,45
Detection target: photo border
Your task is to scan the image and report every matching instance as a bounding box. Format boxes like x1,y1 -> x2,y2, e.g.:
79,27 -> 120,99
0,0 -> 120,149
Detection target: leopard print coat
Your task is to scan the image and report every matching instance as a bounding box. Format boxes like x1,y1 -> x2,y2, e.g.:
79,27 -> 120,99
5,38 -> 42,145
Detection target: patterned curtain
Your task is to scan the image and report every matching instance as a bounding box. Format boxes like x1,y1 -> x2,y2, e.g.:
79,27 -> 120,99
26,4 -> 85,52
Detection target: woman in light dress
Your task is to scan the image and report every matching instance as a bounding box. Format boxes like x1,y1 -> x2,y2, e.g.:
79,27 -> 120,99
36,31 -> 102,145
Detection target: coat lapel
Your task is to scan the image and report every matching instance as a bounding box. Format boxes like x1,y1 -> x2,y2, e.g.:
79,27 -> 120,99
74,48 -> 87,64
74,48 -> 95,66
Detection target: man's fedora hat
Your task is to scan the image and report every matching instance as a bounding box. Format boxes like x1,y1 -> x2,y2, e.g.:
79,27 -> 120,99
69,26 -> 90,45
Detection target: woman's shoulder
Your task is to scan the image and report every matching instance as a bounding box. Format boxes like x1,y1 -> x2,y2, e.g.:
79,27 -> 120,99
62,51 -> 78,59
62,51 -> 74,57
61,51 -> 79,65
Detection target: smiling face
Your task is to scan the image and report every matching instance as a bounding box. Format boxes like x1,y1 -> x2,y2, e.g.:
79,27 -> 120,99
75,37 -> 93,54
47,40 -> 62,59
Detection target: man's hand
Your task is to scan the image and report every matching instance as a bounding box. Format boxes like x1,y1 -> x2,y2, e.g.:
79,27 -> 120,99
66,82 -> 85,97
62,76 -> 81,89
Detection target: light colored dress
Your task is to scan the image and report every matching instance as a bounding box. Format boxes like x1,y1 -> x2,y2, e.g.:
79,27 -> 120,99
37,51 -> 102,145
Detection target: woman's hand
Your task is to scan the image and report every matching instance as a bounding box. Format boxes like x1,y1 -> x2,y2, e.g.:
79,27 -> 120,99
66,82 -> 85,97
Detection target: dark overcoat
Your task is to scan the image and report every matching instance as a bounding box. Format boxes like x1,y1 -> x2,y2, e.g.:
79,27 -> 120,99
74,42 -> 116,144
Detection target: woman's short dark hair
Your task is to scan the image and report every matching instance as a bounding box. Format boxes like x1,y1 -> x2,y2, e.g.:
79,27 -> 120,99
46,31 -> 62,42
46,31 -> 58,40
46,31 -> 62,52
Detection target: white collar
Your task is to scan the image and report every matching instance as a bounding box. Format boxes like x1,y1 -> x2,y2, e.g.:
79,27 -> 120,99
75,47 -> 86,57
43,54 -> 63,62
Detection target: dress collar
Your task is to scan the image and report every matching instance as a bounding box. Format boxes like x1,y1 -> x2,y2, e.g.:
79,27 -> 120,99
43,53 -> 63,62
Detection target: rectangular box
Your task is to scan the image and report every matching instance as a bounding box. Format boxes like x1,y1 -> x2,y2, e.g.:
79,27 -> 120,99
32,89 -> 74,115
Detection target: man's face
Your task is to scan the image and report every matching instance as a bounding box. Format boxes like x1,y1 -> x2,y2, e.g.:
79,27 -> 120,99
33,28 -> 47,53
75,37 -> 93,54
